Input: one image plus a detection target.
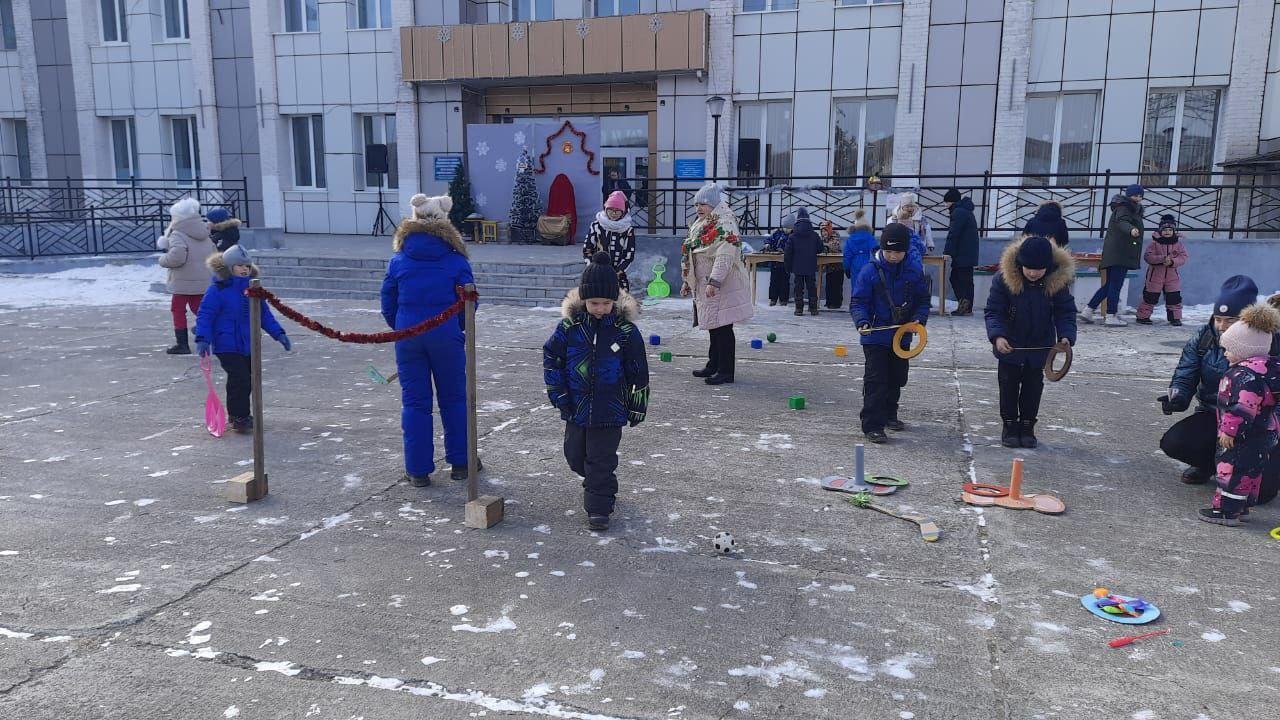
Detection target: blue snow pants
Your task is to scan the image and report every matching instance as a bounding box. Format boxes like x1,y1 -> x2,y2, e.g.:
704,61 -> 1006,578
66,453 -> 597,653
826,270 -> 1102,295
396,331 -> 467,477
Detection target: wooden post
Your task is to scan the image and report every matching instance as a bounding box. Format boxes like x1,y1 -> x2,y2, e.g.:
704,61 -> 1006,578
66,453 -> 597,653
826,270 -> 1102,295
224,278 -> 268,503
463,283 -> 504,529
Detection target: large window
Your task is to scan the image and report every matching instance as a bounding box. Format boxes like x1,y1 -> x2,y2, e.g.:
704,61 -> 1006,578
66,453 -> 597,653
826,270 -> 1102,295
742,0 -> 798,11
833,97 -> 896,182
837,0 -> 901,5
284,0 -> 319,32
291,115 -> 326,189
358,114 -> 397,190
1,119 -> 30,184
1141,89 -> 1221,187
356,0 -> 391,29
163,0 -> 189,40
170,117 -> 201,185
1,0 -> 16,51
1023,93 -> 1097,186
737,102 -> 792,182
512,0 -> 554,21
101,0 -> 128,43
111,118 -> 138,183
594,0 -> 639,15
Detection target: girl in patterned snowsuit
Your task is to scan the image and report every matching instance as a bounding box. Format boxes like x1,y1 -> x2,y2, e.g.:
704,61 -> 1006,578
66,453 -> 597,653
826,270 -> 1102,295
583,191 -> 636,292
1201,302 -> 1280,526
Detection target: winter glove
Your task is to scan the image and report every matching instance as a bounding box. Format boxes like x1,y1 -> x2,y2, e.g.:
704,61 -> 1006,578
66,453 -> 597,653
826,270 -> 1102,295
195,341 -> 211,358
857,322 -> 871,334
156,235 -> 170,251
1157,395 -> 1173,415
278,335 -> 292,352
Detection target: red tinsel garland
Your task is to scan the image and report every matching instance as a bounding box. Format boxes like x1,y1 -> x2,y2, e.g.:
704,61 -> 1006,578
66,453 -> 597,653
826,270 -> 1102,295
536,120 -> 599,176
246,285 -> 481,344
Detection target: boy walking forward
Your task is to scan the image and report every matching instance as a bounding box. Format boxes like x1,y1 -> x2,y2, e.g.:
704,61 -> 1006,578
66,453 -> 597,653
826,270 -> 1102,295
544,253 -> 650,531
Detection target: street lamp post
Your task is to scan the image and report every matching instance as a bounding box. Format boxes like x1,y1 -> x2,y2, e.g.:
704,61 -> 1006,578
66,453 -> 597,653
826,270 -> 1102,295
706,95 -> 726,180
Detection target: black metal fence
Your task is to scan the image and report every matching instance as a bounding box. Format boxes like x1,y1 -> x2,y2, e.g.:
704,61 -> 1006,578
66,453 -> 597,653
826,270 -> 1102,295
0,177 -> 250,258
622,171 -> 1280,239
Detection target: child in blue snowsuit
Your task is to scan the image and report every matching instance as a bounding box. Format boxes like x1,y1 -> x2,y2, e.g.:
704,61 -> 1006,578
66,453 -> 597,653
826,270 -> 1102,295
380,194 -> 475,486
194,245 -> 292,434
543,252 -> 650,532
842,210 -> 876,284
763,220 -> 792,306
850,224 -> 931,443
983,236 -> 1076,449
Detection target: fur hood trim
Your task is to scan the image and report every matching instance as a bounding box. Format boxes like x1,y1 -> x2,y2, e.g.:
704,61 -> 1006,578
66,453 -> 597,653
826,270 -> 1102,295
999,238 -> 1075,295
210,217 -> 242,232
206,252 -> 261,281
559,287 -> 640,323
393,218 -> 467,257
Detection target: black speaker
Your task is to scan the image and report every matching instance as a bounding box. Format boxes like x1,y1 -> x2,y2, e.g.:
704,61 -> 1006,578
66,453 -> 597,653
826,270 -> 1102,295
365,144 -> 389,175
736,139 -> 760,175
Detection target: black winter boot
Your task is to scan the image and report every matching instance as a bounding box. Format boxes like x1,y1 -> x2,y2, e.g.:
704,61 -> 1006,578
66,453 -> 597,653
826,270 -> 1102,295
1001,420 -> 1021,448
450,458 -> 483,481
692,363 -> 717,378
954,299 -> 972,316
166,328 -> 192,355
1019,419 -> 1038,449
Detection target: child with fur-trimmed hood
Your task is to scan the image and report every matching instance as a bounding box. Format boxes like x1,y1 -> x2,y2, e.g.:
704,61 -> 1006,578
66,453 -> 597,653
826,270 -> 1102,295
194,245 -> 291,433
207,207 -> 242,252
543,252 -> 650,532
380,194 -> 476,486
984,236 -> 1076,449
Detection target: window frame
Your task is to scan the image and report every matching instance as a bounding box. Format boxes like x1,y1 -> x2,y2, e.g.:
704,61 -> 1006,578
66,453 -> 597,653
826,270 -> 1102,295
831,96 -> 897,183
736,101 -> 793,184
357,113 -> 398,191
355,0 -> 392,29
170,116 -> 201,186
290,115 -> 327,190
111,117 -> 139,185
283,0 -> 320,33
1022,92 -> 1099,186
740,0 -> 799,13
100,0 -> 128,44
511,0 -> 555,22
593,0 -> 640,17
1140,87 -> 1222,187
1,0 -> 16,51
163,0 -> 190,40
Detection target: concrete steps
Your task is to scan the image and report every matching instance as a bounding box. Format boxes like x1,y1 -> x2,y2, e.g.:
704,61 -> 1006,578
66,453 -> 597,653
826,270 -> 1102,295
250,253 -> 583,307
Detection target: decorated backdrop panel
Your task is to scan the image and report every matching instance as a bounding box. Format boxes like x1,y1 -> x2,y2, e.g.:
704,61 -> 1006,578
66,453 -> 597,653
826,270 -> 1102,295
466,120 -> 602,243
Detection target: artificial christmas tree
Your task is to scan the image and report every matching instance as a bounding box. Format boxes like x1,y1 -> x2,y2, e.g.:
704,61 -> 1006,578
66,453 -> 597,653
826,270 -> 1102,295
446,164 -> 477,234
509,150 -> 541,244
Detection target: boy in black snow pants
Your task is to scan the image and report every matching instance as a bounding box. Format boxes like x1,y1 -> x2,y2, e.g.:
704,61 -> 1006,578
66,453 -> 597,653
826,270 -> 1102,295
543,253 -> 650,532
785,208 -> 822,316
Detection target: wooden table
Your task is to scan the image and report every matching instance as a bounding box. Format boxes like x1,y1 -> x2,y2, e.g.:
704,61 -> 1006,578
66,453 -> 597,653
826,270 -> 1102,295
747,252 -> 949,315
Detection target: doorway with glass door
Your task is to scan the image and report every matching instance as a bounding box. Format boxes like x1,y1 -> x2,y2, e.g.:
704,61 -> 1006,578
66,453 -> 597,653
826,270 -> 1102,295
601,115 -> 649,222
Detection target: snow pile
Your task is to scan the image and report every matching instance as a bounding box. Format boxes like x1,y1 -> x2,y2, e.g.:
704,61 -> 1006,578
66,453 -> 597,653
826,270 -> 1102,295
0,263 -> 164,309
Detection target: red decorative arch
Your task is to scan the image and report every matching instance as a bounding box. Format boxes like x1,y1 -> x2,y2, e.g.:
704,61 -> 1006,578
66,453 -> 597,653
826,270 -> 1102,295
535,120 -> 599,176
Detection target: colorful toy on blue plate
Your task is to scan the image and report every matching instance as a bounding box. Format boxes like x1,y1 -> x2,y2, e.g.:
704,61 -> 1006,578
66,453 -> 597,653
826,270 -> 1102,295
1080,588 -> 1160,625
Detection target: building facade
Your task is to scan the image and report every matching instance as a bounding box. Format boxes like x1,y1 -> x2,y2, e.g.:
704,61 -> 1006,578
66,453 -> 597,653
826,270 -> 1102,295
2,0 -> 1279,234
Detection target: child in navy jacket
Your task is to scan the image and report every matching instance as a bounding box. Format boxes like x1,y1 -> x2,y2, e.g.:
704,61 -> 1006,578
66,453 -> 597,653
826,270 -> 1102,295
983,236 -> 1076,449
850,224 -> 931,443
543,253 -> 650,532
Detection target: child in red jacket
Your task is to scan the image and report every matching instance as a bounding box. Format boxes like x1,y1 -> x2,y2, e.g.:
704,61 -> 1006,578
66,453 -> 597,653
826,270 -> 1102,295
1136,214 -> 1188,326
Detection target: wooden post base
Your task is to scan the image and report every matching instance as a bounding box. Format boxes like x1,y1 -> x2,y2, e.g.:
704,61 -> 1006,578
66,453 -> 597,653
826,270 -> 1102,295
464,495 -> 505,529
223,471 -> 268,503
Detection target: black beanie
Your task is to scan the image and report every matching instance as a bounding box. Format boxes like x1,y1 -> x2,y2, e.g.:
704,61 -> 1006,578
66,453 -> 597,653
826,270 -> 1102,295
943,188 -> 962,203
580,251 -> 620,301
1159,214 -> 1177,230
1017,236 -> 1054,270
879,223 -> 912,252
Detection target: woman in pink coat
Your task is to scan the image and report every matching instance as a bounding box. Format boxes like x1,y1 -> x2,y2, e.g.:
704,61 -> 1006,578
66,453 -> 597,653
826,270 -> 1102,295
1136,214 -> 1189,326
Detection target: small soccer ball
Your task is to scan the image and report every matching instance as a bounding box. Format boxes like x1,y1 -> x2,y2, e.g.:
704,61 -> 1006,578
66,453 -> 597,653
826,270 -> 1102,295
713,532 -> 736,554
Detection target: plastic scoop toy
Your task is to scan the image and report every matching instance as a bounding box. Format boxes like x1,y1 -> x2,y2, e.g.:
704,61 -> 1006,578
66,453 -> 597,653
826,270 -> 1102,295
201,356 -> 227,438
1108,629 -> 1169,648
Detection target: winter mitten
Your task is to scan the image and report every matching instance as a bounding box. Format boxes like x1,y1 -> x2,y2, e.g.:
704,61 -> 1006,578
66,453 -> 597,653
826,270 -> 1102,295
278,335 -> 292,352
196,341 -> 211,358
156,235 -> 170,251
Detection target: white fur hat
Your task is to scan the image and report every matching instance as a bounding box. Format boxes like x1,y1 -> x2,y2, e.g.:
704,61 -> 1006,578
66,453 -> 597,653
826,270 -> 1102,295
170,196 -> 201,220
409,193 -> 452,220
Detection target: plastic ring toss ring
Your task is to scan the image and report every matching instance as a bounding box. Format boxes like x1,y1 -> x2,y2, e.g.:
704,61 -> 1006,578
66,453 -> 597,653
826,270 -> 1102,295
864,475 -> 909,487
892,322 -> 927,360
962,482 -> 1010,498
1271,526 -> 1280,541
1044,343 -> 1073,382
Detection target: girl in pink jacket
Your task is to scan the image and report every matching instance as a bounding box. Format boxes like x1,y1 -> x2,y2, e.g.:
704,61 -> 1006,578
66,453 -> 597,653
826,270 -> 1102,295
1136,214 -> 1189,326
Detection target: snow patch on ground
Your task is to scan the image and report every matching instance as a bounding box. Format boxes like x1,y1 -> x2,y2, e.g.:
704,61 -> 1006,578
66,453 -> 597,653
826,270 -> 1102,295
0,264 -> 165,309
299,512 -> 351,540
452,616 -> 517,634
727,659 -> 820,687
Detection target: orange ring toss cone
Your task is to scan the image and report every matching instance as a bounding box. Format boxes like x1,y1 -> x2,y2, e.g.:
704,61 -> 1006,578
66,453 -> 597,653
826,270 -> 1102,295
994,458 -> 1034,509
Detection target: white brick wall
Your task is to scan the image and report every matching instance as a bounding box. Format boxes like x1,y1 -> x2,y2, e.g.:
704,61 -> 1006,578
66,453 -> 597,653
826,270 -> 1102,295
248,0 -> 283,226
705,0 -> 733,179
188,1 -> 223,181
394,0 -> 420,206
990,0 -> 1033,179
64,3 -> 106,179
890,0 -> 929,181
12,0 -> 48,179
1222,0 -> 1275,161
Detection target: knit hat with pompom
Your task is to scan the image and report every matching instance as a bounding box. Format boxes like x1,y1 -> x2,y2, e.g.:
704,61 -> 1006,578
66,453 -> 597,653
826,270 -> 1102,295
1220,303 -> 1280,360
409,193 -> 452,221
579,251 -> 620,302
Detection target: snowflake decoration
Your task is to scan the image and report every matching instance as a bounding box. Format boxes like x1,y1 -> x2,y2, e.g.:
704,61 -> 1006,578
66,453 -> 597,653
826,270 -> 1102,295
494,158 -> 507,173
576,20 -> 590,39
511,23 -> 526,42
474,141 -> 490,157
513,130 -> 527,147
437,26 -> 452,43
649,15 -> 663,33
476,193 -> 488,207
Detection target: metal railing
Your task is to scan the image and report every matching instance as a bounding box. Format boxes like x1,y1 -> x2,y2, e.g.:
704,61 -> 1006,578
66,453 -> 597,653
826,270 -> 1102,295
618,171 -> 1279,239
0,177 -> 250,258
